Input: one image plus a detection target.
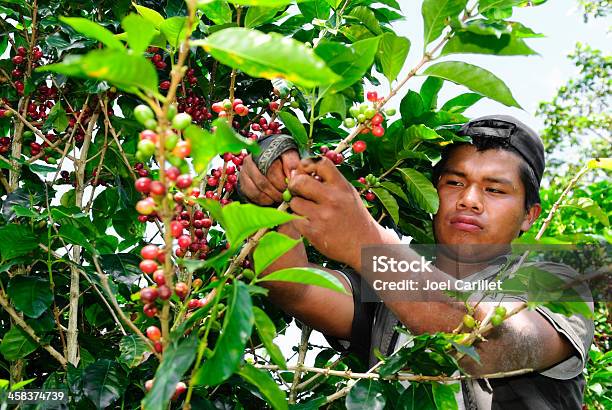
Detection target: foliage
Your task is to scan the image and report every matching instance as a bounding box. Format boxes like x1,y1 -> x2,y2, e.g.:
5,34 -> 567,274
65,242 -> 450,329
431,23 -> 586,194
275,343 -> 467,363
0,0 -> 603,409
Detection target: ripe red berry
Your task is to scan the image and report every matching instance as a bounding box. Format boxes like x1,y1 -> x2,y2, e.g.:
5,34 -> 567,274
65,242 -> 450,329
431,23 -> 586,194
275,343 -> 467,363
12,55 -> 24,65
11,68 -> 22,78
146,326 -> 161,341
352,140 -> 367,153
366,91 -> 378,102
154,341 -> 163,353
140,287 -> 159,303
158,285 -> 172,300
16,46 -> 26,56
358,177 -> 367,184
153,270 -> 166,286
170,220 -> 183,238
371,113 -> 384,126
364,191 -> 376,201
160,80 -> 171,90
145,380 -> 154,391
166,167 -> 180,181
140,129 -> 158,143
372,125 -> 385,137
177,235 -> 192,249
211,102 -> 224,113
172,382 -> 187,400
143,303 -> 158,318
135,177 -> 151,193
139,260 -> 158,274
176,174 -> 193,189
149,181 -> 166,196
172,140 -> 191,159
175,282 -> 189,299
141,245 -> 159,260
187,299 -> 200,310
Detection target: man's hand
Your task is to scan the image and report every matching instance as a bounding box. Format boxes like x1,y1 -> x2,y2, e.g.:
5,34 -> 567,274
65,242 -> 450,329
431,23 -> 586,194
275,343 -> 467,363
238,150 -> 300,205
287,157 -> 399,270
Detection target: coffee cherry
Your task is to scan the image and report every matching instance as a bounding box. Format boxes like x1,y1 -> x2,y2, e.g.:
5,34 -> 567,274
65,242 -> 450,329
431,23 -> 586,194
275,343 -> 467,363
149,181 -> 166,196
146,326 -> 161,341
177,235 -> 192,249
172,140 -> 191,158
282,189 -> 292,202
371,113 -> 384,126
145,380 -> 154,391
187,299 -> 200,310
139,260 -> 158,274
153,270 -> 166,286
176,174 -> 193,189
352,140 -> 366,153
136,198 -> 156,215
170,220 -> 183,238
494,306 -> 507,318
172,113 -> 192,130
160,80 -> 171,90
463,314 -> 476,329
385,108 -> 396,116
358,177 -> 367,185
11,68 -> 22,77
135,177 -> 152,193
364,108 -> 377,119
167,104 -> 178,120
141,245 -> 159,260
164,132 -> 179,150
372,125 -> 385,137
192,278 -> 203,289
140,129 -> 158,143
140,287 -> 159,303
12,55 -> 24,65
137,139 -> 156,158
165,167 -> 180,181
366,91 -> 378,102
158,285 -> 172,300
364,191 -> 376,202
134,105 -> 155,125
269,100 -> 280,111
172,382 -> 187,400
212,102 -> 223,113
343,118 -> 356,128
143,303 -> 158,317
154,341 -> 163,353
16,46 -> 26,56
201,218 -> 212,228
349,106 -> 360,117
491,314 -> 504,327
175,282 -> 189,299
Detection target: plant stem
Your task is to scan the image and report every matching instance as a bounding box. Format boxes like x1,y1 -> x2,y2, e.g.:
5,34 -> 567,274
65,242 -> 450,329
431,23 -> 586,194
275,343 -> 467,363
288,325 -> 311,403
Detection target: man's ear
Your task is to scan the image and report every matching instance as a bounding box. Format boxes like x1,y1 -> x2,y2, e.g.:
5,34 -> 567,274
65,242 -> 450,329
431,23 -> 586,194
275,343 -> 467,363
521,203 -> 542,232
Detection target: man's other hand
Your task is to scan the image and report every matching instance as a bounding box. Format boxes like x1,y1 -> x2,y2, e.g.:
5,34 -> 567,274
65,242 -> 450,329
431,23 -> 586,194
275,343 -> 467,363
238,150 -> 300,205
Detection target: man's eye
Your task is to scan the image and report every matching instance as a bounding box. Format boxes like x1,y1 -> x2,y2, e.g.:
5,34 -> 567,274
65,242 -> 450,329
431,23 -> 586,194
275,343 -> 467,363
486,188 -> 504,194
446,180 -> 462,186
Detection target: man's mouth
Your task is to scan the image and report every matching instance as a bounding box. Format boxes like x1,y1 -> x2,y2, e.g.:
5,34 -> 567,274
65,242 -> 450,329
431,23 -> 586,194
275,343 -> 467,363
450,215 -> 483,232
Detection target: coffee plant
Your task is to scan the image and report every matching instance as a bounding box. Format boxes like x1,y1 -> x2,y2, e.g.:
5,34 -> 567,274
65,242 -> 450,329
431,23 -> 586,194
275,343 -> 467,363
0,0 -> 605,409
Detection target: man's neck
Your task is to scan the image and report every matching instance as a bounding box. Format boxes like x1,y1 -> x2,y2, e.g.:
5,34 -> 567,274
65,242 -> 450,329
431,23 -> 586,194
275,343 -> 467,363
434,246 -> 510,279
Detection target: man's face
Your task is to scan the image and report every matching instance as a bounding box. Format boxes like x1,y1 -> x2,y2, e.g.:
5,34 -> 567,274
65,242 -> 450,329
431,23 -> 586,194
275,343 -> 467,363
433,145 -> 539,255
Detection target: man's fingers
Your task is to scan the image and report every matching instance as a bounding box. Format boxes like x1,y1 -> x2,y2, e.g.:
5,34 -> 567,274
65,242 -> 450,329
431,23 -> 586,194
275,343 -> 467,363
242,158 -> 283,203
281,150 -> 301,178
239,172 -> 276,206
267,160 -> 287,192
288,196 -> 318,218
287,174 -> 326,203
300,157 -> 342,184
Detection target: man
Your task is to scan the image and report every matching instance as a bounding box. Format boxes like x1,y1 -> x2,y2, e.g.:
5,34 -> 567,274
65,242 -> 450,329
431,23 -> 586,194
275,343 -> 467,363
238,115 -> 593,409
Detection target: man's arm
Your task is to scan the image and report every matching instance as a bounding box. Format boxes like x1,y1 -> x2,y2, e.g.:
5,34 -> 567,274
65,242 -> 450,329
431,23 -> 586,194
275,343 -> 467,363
287,157 -> 574,375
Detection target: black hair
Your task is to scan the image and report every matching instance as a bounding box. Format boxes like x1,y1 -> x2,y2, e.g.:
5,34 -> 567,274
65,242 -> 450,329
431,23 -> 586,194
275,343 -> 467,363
431,137 -> 541,212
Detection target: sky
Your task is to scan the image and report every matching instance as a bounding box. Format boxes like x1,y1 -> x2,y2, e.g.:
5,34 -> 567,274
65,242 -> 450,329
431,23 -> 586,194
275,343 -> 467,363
381,0 -> 611,132
279,0 -> 611,366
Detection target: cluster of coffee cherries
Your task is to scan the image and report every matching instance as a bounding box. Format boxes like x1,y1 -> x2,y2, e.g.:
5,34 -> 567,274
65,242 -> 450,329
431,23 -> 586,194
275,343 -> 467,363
147,47 -> 168,72
211,98 -> 250,118
319,145 -> 344,165
145,379 -> 186,400
344,91 -> 397,154
357,174 -> 380,202
462,305 -> 507,329
249,116 -> 283,139
10,45 -> 44,95
0,136 -> 11,154
177,85 -> 212,124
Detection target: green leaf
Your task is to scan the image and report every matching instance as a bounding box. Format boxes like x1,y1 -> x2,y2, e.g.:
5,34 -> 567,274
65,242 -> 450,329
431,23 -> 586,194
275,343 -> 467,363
58,224 -> 95,255
160,16 -> 189,48
377,32 -> 410,83
142,334 -> 198,410
198,27 -> 340,88
420,77 -> 444,110
399,90 -> 424,125
318,93 -> 347,119
432,383 -> 459,410
118,335 -> 150,368
245,6 -> 284,28
254,231 -> 301,275
82,360 -> 127,409
38,49 -> 158,94
7,276 -> 53,319
440,92 -> 483,113
349,6 -> 382,35
450,341 -> 481,364
561,197 -> 609,227
0,224 -> 38,260
346,379 -> 386,410
134,4 -> 165,28
227,0 -> 308,5
479,0 -> 522,14
194,282 -> 254,385
378,347 -> 410,377
421,0 -> 468,47
298,0 -> 331,20
421,61 -> 521,108
198,0 -> 233,25
252,307 -> 287,369
185,120 -> 260,173
221,202 -> 297,247
398,383 -> 436,409
316,37 -> 381,95
0,327 -> 38,361
121,13 -> 156,54
396,168 -> 439,213
259,267 -> 347,294
371,187 -> 399,223
278,111 -> 308,147
441,31 -> 538,56
59,17 -> 124,50
380,181 -> 410,204
42,103 -> 68,133
404,124 -> 442,141
238,362 -> 288,410
99,253 -> 141,286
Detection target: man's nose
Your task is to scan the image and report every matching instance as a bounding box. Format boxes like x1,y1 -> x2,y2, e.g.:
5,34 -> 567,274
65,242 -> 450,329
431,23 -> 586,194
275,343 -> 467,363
457,184 -> 483,213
